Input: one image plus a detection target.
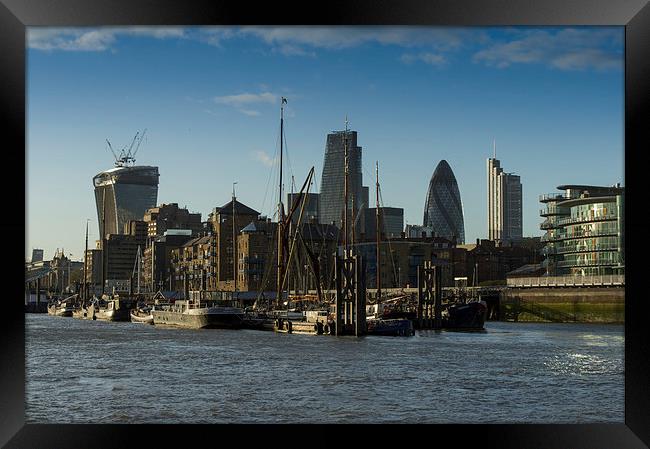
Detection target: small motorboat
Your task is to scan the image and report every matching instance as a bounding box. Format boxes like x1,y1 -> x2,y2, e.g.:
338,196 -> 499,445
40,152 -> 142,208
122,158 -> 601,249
130,305 -> 154,324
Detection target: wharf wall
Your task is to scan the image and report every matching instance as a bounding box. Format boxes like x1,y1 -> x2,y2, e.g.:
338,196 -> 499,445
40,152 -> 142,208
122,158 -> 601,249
500,287 -> 624,323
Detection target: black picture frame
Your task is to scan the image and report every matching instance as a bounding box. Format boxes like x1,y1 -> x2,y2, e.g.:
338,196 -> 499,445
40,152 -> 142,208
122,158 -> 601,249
3,0 -> 648,447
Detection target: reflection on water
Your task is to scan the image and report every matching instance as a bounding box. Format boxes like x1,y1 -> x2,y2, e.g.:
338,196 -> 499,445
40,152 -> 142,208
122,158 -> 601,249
26,315 -> 624,423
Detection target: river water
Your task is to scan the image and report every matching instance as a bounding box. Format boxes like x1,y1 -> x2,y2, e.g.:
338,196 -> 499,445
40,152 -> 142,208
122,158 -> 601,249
25,314 -> 624,423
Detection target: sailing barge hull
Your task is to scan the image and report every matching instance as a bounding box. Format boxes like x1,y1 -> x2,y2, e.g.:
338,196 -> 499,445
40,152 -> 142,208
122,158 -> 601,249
152,309 -> 244,329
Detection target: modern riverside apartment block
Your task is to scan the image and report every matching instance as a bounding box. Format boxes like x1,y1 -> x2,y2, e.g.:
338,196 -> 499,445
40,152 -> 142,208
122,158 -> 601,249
539,184 -> 624,276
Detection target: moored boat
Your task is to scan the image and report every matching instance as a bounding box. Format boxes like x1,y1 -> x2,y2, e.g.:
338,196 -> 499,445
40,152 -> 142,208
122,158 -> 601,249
130,305 -> 154,324
441,300 -> 487,330
88,296 -> 133,322
72,303 -> 92,319
366,317 -> 414,336
47,295 -> 76,317
152,299 -> 244,329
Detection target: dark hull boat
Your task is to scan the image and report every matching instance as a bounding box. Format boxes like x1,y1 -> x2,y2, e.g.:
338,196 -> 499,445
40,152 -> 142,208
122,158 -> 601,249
366,318 -> 414,336
441,301 -> 487,330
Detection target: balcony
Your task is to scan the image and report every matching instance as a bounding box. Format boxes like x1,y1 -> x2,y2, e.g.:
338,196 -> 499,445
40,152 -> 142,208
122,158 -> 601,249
556,258 -> 620,268
557,215 -> 618,227
539,207 -> 568,217
540,219 -> 560,230
555,244 -> 619,255
539,193 -> 567,203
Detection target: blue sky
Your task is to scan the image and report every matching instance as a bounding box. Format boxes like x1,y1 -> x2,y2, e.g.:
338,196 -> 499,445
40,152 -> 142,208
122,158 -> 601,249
26,26 -> 624,260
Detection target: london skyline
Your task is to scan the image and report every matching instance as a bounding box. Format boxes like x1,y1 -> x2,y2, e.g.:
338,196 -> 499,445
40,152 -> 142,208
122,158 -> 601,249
27,26 -> 624,260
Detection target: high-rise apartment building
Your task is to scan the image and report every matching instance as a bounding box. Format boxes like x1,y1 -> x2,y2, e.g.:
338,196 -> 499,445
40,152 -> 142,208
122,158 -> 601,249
487,153 -> 522,243
423,160 -> 465,244
318,130 -> 366,239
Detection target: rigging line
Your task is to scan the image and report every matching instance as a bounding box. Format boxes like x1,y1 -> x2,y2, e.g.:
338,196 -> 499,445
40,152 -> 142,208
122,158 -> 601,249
280,169 -> 314,292
379,184 -> 399,288
255,231 -> 278,306
282,119 -> 295,187
259,127 -> 281,219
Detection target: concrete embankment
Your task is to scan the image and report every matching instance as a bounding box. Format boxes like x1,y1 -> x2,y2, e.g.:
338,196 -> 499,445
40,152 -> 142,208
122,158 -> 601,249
499,287 -> 624,323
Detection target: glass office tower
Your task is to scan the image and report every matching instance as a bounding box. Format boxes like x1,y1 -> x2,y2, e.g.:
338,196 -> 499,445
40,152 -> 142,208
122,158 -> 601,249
93,165 -> 159,238
423,160 -> 465,244
318,130 -> 365,235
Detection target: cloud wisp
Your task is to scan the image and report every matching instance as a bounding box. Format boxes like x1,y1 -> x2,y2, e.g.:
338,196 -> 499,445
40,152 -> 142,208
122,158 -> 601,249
252,150 -> 275,167
28,26 -> 623,72
472,28 -> 623,71
400,52 -> 447,67
214,92 -> 279,116
28,27 -> 186,51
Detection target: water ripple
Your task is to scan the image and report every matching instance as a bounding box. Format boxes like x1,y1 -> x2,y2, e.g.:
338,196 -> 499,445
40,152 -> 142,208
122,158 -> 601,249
26,315 -> 624,423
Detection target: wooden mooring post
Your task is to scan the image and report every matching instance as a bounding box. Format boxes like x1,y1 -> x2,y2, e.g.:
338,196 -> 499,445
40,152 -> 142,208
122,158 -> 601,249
417,261 -> 442,329
334,250 -> 366,336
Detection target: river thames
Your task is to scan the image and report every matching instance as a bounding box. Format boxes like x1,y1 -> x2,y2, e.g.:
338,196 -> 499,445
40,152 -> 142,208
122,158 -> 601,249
25,314 -> 624,423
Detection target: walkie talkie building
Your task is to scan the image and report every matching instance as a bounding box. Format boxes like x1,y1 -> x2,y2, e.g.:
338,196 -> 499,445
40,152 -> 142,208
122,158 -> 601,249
423,160 -> 465,244
93,165 -> 159,237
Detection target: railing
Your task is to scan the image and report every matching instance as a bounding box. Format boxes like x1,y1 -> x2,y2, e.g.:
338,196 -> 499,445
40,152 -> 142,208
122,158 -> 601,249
556,215 -> 617,227
539,207 -> 568,217
507,274 -> 624,287
539,193 -> 568,202
556,259 -> 620,268
541,230 -> 618,243
554,244 -> 619,255
540,220 -> 559,230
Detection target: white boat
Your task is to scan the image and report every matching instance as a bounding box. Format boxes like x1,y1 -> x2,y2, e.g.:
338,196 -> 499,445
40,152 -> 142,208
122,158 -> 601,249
130,306 -> 154,324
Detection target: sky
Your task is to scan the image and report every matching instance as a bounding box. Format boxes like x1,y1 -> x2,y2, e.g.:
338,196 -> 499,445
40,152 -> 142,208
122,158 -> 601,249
26,26 -> 624,261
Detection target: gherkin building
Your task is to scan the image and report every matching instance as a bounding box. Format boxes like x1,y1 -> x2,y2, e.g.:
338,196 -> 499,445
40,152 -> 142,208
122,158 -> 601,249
423,160 -> 465,244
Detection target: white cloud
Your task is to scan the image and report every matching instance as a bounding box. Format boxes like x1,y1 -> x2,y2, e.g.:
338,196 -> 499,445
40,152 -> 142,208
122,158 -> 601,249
240,109 -> 261,117
214,92 -> 278,107
253,151 -> 275,167
236,26 -> 471,51
27,27 -> 186,51
400,52 -> 447,66
472,28 -> 622,71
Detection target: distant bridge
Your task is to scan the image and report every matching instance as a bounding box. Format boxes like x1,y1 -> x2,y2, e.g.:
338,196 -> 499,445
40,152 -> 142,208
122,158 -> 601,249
25,266 -> 54,283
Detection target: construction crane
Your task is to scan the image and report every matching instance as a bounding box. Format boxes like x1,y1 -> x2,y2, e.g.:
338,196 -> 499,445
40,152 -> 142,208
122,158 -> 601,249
131,128 -> 147,160
105,130 -> 147,167
106,139 -> 119,165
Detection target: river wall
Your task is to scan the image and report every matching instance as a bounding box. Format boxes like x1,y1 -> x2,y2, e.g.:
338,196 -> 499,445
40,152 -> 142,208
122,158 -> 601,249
499,287 -> 624,323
